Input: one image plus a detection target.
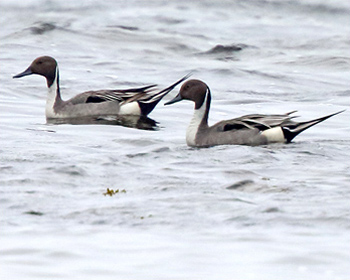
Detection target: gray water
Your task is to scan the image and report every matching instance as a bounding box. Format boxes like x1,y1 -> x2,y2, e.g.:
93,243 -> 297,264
1,0 -> 350,279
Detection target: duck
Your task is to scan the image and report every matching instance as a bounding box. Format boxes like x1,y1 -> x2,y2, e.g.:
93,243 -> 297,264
165,79 -> 344,147
13,56 -> 189,120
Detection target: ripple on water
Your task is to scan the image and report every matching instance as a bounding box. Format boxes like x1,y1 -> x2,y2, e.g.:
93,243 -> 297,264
45,165 -> 87,177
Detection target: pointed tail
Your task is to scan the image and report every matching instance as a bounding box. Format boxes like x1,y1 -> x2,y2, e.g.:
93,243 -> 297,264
283,110 -> 345,143
138,73 -> 191,115
146,73 -> 191,103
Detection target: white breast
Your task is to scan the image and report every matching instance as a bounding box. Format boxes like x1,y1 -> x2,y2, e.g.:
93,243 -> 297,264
186,111 -> 201,146
45,73 -> 59,118
186,94 -> 208,146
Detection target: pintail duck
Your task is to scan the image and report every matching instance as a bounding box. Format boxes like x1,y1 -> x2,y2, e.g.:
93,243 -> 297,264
13,56 -> 188,120
165,79 -> 344,147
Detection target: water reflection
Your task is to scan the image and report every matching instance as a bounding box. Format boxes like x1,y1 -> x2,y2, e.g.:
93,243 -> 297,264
47,115 -> 158,130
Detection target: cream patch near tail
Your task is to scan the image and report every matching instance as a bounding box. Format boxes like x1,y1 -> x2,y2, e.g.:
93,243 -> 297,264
261,127 -> 286,143
119,102 -> 141,116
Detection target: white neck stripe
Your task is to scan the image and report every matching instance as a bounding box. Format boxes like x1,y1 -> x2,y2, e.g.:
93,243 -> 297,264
186,89 -> 209,146
45,67 -> 59,118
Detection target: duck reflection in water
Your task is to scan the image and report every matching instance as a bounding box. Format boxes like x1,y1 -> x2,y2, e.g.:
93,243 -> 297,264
47,114 -> 159,130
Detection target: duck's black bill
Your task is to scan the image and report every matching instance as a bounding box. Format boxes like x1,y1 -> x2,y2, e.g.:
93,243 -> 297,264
164,93 -> 183,105
13,67 -> 32,79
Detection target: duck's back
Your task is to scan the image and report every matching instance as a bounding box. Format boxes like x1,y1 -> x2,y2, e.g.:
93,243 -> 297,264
194,125 -> 268,147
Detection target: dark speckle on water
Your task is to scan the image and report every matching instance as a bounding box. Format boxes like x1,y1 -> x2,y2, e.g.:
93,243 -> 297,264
203,44 -> 247,54
226,179 -> 255,190
29,22 -> 57,35
111,25 -> 139,31
24,210 -> 44,216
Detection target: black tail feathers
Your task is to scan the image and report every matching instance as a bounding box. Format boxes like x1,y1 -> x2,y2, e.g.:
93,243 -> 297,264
282,110 -> 344,143
138,73 -> 191,116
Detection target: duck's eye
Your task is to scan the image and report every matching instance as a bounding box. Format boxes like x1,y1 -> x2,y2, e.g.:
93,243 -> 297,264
37,61 -> 43,65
